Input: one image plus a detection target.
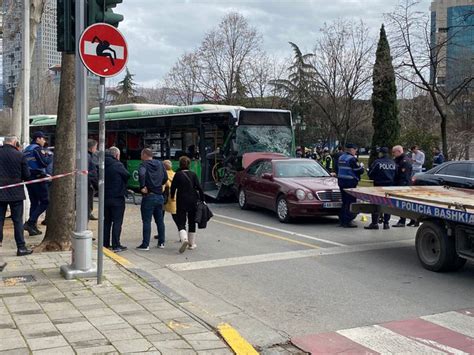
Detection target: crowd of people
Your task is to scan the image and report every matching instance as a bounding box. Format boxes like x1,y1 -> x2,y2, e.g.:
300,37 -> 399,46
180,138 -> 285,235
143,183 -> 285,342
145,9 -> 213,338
334,142 -> 441,229
0,132 -> 209,268
0,129 -> 446,270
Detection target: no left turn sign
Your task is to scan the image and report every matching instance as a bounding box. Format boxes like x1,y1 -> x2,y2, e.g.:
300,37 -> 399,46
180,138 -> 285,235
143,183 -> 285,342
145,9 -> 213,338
79,23 -> 128,78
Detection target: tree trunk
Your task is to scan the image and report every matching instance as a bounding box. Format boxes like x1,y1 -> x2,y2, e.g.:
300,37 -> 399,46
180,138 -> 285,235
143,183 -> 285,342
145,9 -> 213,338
35,53 -> 76,252
440,113 -> 449,161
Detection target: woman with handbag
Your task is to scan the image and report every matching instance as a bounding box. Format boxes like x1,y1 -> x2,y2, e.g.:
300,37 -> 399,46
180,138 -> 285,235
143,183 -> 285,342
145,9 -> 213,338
155,160 -> 179,244
170,156 -> 204,253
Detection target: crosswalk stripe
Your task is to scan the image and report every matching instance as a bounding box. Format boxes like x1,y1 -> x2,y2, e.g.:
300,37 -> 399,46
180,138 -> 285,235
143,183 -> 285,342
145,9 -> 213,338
383,318 -> 473,354
422,311 -> 474,338
337,325 -> 447,354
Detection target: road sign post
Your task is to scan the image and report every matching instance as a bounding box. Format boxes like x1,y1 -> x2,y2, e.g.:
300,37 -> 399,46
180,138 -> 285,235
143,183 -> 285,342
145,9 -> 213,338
78,23 -> 128,284
60,0 -> 97,280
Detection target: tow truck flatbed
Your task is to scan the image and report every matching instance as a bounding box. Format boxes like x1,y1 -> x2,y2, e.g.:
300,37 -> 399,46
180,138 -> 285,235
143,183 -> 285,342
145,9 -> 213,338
347,186 -> 474,225
347,186 -> 474,272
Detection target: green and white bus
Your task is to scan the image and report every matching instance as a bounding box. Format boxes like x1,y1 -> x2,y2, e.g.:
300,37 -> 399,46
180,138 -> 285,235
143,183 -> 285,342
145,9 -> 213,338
31,104 -> 294,199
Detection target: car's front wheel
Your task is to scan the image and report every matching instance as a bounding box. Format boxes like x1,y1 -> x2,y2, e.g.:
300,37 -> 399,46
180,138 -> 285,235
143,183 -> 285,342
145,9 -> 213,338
238,188 -> 249,210
276,196 -> 291,223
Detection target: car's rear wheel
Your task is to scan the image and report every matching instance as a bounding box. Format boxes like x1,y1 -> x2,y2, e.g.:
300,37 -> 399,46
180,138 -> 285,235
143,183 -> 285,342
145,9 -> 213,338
238,188 -> 249,210
276,196 -> 291,223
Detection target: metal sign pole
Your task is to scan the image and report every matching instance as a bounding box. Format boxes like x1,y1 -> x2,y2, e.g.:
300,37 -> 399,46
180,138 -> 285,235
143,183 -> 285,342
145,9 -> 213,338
61,0 -> 96,280
97,77 -> 106,284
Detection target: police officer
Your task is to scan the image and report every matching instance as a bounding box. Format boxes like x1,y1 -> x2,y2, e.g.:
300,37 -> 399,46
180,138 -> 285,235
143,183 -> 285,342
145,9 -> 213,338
364,147 -> 396,230
23,131 -> 52,236
337,143 -> 364,228
321,147 -> 333,172
392,145 -> 414,228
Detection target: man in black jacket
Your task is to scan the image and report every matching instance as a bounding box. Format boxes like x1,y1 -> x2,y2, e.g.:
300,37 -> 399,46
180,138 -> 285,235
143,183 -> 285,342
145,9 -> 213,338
392,145 -> 414,228
0,136 -> 33,256
104,147 -> 130,252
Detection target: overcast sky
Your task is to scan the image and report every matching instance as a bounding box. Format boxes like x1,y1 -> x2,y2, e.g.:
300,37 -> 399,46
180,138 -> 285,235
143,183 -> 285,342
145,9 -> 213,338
117,0 -> 431,87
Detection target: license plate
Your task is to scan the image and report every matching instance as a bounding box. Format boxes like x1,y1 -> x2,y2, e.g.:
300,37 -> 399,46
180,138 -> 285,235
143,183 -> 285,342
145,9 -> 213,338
323,202 -> 342,208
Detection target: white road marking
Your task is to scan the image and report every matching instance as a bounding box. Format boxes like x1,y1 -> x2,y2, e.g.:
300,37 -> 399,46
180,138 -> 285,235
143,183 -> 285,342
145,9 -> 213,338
213,213 -> 347,247
411,337 -> 469,355
338,325 -> 446,354
422,312 -> 474,338
84,42 -> 125,59
167,239 -> 413,271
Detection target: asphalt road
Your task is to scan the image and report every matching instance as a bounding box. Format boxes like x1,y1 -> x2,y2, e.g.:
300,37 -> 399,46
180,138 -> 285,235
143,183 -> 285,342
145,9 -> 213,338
91,201 -> 474,350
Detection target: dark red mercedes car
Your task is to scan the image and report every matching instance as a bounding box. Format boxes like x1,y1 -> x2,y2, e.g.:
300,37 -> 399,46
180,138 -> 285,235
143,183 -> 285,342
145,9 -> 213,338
236,157 -> 342,222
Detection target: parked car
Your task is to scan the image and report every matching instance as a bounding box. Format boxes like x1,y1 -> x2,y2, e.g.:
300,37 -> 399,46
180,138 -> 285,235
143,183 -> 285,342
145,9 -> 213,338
412,161 -> 474,189
236,157 -> 342,222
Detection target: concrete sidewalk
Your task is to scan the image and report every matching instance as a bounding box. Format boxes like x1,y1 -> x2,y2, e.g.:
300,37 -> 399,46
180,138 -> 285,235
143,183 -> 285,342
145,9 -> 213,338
0,227 -> 232,354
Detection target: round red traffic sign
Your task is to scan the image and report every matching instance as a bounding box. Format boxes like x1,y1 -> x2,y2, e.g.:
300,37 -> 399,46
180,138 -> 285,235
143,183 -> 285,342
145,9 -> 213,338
79,23 -> 128,78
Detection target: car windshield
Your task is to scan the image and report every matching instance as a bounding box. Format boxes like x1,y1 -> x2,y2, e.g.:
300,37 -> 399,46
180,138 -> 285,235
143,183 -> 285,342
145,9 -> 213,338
274,161 -> 329,178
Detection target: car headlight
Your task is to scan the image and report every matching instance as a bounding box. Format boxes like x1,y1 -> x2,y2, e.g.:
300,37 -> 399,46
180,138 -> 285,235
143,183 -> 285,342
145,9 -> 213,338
307,192 -> 314,200
296,189 -> 306,200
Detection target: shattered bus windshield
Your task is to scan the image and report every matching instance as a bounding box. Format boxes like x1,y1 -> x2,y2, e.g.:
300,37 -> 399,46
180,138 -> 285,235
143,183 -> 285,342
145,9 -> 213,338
236,125 -> 293,156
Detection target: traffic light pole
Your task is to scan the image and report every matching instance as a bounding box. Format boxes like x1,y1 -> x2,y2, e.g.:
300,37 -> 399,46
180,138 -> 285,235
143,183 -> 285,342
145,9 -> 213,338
61,0 -> 97,280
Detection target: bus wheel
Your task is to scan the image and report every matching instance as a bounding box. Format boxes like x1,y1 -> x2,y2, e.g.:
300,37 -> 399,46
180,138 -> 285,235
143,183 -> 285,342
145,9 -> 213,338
415,221 -> 465,272
238,188 -> 249,210
276,196 -> 291,223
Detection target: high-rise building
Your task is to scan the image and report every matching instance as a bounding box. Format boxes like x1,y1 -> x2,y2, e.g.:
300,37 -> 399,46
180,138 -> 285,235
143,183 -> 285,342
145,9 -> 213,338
2,0 -> 61,107
430,0 -> 474,91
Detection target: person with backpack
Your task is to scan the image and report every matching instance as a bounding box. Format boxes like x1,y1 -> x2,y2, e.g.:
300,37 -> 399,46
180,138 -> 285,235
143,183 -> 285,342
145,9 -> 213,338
170,156 -> 204,253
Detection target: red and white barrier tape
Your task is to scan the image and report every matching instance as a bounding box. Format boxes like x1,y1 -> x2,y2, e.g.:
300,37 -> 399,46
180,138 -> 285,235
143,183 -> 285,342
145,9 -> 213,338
0,170 -> 88,190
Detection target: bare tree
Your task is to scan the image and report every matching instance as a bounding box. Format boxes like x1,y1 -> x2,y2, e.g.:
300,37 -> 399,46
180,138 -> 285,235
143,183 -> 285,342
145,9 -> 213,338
31,73 -> 59,115
241,54 -> 286,108
165,52 -> 200,105
386,0 -> 474,159
196,12 -> 263,104
310,19 -> 375,146
10,0 -> 47,137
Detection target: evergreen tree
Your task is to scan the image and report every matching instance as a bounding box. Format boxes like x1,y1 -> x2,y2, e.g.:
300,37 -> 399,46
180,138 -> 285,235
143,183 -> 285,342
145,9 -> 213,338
115,68 -> 146,104
370,25 -> 400,166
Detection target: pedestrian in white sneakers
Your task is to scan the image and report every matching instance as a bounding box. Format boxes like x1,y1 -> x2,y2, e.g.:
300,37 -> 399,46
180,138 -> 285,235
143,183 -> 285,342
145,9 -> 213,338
170,156 -> 204,253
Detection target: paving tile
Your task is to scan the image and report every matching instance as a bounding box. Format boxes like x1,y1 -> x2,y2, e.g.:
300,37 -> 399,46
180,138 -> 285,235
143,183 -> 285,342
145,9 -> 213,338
26,335 -> 68,351
0,348 -> 30,355
146,332 -> 181,342
101,327 -> 143,341
75,345 -> 118,354
5,302 -> 42,313
70,339 -> 112,349
0,314 -> 15,329
46,308 -> 83,321
187,340 -> 231,351
17,321 -> 57,337
12,313 -> 50,325
183,332 -> 222,342
0,329 -> 26,351
32,346 -> 75,355
55,321 -> 96,333
80,307 -> 116,318
151,339 -> 193,350
120,311 -> 160,325
112,338 -> 154,353
62,329 -> 105,343
197,349 -> 233,355
88,315 -> 127,327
